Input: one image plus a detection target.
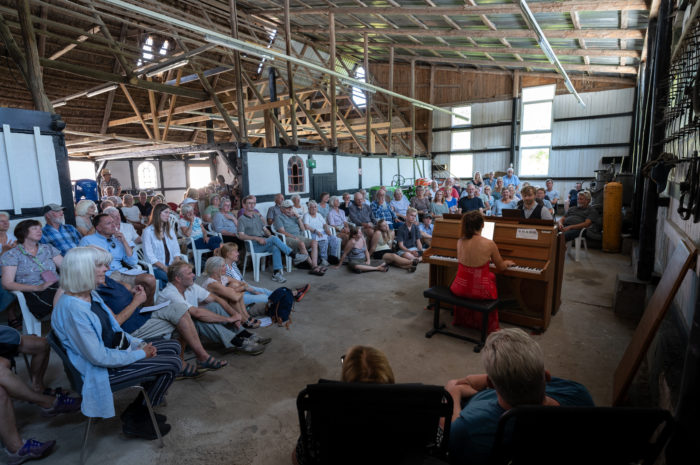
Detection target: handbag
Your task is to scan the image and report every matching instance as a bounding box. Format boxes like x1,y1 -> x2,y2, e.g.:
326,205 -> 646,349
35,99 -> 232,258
40,270 -> 58,284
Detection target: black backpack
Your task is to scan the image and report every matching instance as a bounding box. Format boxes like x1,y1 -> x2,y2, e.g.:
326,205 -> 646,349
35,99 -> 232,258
266,287 -> 295,329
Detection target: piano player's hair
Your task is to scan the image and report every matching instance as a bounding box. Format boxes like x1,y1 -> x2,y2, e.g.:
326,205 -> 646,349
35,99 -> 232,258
460,211 -> 484,239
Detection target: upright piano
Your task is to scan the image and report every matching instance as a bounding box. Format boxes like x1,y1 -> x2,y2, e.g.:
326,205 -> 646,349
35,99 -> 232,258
423,216 -> 565,331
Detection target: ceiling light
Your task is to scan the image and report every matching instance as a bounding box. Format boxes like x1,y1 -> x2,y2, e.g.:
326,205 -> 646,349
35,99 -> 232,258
86,84 -> 118,98
53,100 -> 67,108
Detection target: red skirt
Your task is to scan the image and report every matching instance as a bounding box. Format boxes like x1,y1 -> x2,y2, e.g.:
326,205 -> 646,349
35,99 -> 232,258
449,263 -> 500,333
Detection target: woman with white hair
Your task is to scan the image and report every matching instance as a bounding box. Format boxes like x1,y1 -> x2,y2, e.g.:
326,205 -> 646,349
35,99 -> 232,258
51,246 -> 181,439
179,203 -> 221,252
198,256 -> 264,329
327,196 -> 350,244
75,199 -> 97,236
291,194 -> 307,218
302,200 -> 341,266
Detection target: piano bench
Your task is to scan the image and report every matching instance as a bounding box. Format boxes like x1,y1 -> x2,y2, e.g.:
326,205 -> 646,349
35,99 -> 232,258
423,286 -> 499,353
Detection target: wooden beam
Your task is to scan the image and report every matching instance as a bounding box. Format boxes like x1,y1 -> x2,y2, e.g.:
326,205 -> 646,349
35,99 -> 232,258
427,64 -> 435,156
48,25 -> 101,60
146,77 -> 161,140
163,69 -> 182,141
229,0 -> 248,143
387,46 -> 394,156
16,0 -> 52,112
100,23 -> 127,135
410,59 -> 415,156
329,12 -> 337,148
119,84 -> 153,139
284,0 -> 297,145
364,33 -> 372,153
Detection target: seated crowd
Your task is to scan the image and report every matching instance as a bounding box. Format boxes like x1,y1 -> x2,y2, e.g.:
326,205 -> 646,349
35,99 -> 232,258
0,171 -> 593,463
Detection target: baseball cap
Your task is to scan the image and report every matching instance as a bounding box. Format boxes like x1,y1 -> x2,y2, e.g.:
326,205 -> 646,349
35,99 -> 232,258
281,200 -> 294,208
101,169 -> 111,175
182,198 -> 198,205
44,203 -> 64,213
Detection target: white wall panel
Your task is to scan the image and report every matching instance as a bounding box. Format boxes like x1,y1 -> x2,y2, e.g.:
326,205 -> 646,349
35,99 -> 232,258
552,118 -> 632,146
432,111 -> 451,153
247,152 -> 281,196
337,156 -> 359,191
312,154 -> 334,174
473,152 -> 510,175
471,100 -> 511,124
549,148 -> 625,177
162,161 -> 186,189
106,161 -> 132,191
471,126 -> 511,150
399,158 -> 414,182
381,158 -> 399,185
554,88 -> 634,118
361,157 -> 380,188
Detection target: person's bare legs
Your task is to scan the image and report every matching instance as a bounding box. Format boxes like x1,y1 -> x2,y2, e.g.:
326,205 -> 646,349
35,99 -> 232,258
0,363 -> 55,409
381,253 -> 414,269
175,312 -> 215,364
401,251 -> 422,263
17,335 -> 50,393
310,240 -> 319,266
0,384 -> 23,453
352,262 -> 388,273
135,274 -> 157,306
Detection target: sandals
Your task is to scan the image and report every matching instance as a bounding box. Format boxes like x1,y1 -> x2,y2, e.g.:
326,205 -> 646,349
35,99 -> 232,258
309,267 -> 326,276
176,363 -> 205,380
411,259 -> 420,267
243,317 -> 261,329
196,356 -> 228,372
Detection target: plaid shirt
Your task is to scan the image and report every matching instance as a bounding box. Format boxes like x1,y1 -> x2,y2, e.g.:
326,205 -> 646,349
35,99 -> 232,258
40,223 -> 82,256
371,201 -> 396,229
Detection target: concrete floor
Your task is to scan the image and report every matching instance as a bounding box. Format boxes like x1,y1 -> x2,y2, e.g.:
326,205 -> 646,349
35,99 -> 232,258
9,248 -> 636,465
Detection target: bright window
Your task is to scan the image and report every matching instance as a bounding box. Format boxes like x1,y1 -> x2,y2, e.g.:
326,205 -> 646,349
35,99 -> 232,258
450,155 -> 473,178
352,66 -> 367,108
137,161 -> 158,189
69,161 -> 95,181
521,149 -> 550,176
522,84 -> 556,102
188,166 -> 211,189
522,102 -> 553,132
451,130 -> 471,150
451,106 -> 471,126
519,85 -> 555,176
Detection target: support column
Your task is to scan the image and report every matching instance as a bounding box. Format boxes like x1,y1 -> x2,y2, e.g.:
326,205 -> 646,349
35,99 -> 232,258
364,33 -> 372,154
284,0 -> 297,146
16,0 -> 52,112
428,65 -> 435,158
329,12 -> 337,149
230,0 -> 248,144
410,59 -> 416,157
510,70 -> 520,169
387,46 -> 394,156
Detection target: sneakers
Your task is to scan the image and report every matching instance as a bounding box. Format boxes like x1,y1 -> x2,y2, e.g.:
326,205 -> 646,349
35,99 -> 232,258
320,258 -> 329,267
247,332 -> 272,345
272,271 -> 287,283
5,439 -> 55,465
293,253 -> 309,265
295,284 -> 310,302
228,335 -> 265,355
41,392 -> 82,417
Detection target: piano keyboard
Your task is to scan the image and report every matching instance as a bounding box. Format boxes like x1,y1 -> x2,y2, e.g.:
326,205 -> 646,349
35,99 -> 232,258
427,255 -> 542,275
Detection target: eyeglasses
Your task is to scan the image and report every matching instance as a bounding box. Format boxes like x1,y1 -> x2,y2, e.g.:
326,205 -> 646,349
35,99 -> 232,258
107,238 -> 116,249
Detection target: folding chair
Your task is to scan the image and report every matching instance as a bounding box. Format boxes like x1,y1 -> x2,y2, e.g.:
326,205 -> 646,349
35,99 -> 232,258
10,291 -> 42,336
190,231 -> 223,276
489,405 -> 674,465
297,381 -> 452,465
567,227 -> 588,262
47,331 -> 164,465
241,239 -> 272,282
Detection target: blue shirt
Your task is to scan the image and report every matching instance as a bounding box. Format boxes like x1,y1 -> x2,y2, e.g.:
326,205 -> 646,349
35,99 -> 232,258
458,196 -> 484,213
502,174 -> 520,188
491,199 -> 519,217
371,201 -> 397,229
419,223 -> 433,236
51,293 -> 145,418
79,233 -> 137,275
450,378 -> 594,465
97,276 -> 150,334
40,223 -> 82,255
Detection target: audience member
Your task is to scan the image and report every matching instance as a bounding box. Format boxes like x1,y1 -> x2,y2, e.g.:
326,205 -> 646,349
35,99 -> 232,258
202,194 -> 221,223
472,171 -> 483,188
0,326 -> 81,464
215,174 -> 234,199
479,185 -> 494,211
484,171 -> 496,189
317,192 -> 331,219
335,226 -> 388,273
348,192 -> 376,240
430,190 -> 450,218
181,204 -> 222,254
368,220 -> 416,272
238,195 -> 298,283
303,201 -> 341,266
52,247 -> 180,440
446,328 -> 594,464
565,182 -> 583,212
441,178 -> 460,199
327,196 -> 350,242
218,243 -> 309,309
140,204 -> 182,290
390,189 -> 410,224
340,192 -> 353,215
0,212 -> 17,325
449,211 -> 513,333
544,179 -> 560,207
492,177 -> 504,201
410,186 -> 431,218
103,207 -> 140,247
267,193 -> 284,226
150,194 -> 164,208
291,194 -> 308,218
121,194 -> 145,234
1,219 -> 62,320
40,204 -> 82,256
458,184 -> 484,214
371,189 -> 397,230
136,191 -> 153,219
419,214 -> 434,247
396,208 -> 423,263
502,167 -> 520,190
360,189 -> 371,206
159,261 -> 266,355
490,189 -> 518,217
428,180 -> 439,200
275,201 -> 325,275
536,187 -> 555,216
99,169 -> 121,197
444,186 -> 458,213
100,199 -> 114,212
518,186 -> 553,220
508,184 -> 520,201
558,190 -> 599,241
211,197 -> 241,246
75,199 -> 97,237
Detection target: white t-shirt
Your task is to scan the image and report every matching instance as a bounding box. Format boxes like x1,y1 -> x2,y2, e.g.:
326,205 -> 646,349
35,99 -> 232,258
158,282 -> 210,308
119,223 -> 139,247
302,212 -> 328,240
121,205 -> 141,222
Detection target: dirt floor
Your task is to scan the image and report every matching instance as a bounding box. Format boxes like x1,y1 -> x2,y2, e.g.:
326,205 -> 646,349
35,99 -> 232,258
8,248 -> 636,464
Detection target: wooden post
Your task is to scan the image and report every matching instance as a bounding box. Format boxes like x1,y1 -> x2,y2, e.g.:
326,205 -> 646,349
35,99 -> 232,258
230,0 -> 248,143
364,32 -> 372,154
387,46 -> 394,156
428,65 -> 435,157
410,59 -> 416,157
329,12 -> 337,149
285,0 -> 298,146
16,0 -> 52,112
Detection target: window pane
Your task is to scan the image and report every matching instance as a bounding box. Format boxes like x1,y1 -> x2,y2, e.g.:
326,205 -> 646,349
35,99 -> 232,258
520,148 -> 550,176
522,102 -> 552,132
522,84 -> 556,102
69,161 -> 95,181
450,154 -> 473,178
189,166 -> 211,189
451,106 -> 471,126
137,162 -> 158,189
451,130 -> 471,150
520,133 -> 552,147
352,66 -> 367,108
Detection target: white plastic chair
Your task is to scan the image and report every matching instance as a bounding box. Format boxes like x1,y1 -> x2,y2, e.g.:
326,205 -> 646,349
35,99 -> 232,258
11,291 -> 42,336
190,231 -> 223,276
241,239 -> 272,282
133,244 -> 187,300
567,228 -> 588,262
270,224 -> 293,273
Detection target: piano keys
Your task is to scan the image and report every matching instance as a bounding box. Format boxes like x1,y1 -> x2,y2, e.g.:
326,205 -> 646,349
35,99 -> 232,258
423,216 -> 565,331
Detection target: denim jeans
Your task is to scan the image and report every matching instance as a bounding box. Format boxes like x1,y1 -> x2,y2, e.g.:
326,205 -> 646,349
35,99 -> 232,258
192,235 -> 222,250
251,236 -> 292,272
243,286 -> 273,305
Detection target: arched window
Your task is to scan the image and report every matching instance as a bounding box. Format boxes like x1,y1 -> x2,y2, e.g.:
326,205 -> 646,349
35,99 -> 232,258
287,156 -> 304,193
137,161 -> 158,189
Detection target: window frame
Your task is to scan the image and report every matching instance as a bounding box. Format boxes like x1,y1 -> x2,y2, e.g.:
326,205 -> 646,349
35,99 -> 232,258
287,155 -> 305,193
519,85 -> 555,176
137,161 -> 158,190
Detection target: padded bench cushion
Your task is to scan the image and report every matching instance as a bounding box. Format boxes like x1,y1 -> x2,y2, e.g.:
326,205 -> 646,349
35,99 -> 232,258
423,286 -> 499,312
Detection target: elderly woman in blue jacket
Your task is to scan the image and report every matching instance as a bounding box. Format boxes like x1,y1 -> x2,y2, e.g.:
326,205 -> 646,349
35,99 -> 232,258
51,246 -> 181,440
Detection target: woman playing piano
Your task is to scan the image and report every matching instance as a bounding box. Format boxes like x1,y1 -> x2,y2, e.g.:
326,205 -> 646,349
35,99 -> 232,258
450,211 -> 515,333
